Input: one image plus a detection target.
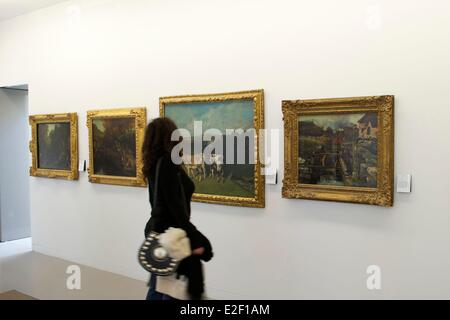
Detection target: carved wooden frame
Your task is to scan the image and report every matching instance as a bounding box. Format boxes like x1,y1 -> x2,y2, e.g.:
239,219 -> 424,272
282,95 -> 394,206
160,90 -> 265,208
87,107 -> 147,187
29,113 -> 79,180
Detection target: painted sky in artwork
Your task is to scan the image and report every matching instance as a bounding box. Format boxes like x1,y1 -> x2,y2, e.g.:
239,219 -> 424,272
165,100 -> 254,136
40,123 -> 60,136
93,119 -> 105,132
300,113 -> 365,130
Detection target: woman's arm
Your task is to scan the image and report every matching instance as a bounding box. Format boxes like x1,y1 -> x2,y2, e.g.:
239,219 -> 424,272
192,247 -> 205,255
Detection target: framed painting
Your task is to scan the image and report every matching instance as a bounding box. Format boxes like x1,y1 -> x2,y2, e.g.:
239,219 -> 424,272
87,107 -> 147,187
29,113 -> 78,180
282,95 -> 394,206
160,90 -> 265,208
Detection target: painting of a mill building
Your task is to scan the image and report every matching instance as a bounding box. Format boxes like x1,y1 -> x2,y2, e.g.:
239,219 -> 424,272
298,112 -> 378,188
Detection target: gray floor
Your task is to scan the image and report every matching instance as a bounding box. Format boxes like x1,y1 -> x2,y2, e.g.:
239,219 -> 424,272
0,239 -> 148,300
0,290 -> 36,300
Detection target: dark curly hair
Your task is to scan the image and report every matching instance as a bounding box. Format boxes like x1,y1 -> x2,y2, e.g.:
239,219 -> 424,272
141,117 -> 180,178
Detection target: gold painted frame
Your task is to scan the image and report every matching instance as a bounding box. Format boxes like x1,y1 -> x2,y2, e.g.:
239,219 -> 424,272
282,95 -> 394,206
29,113 -> 79,180
160,90 -> 265,208
87,107 -> 147,187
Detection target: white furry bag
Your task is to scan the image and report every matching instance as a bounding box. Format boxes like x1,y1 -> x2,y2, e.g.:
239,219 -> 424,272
158,227 -> 191,261
156,227 -> 192,300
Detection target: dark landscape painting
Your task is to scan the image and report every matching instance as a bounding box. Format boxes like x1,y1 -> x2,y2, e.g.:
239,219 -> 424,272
298,112 -> 378,188
92,117 -> 136,177
37,122 -> 71,170
165,100 -> 255,198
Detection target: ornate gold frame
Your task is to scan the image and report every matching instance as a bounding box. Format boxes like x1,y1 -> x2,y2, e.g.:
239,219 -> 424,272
160,90 -> 265,208
282,95 -> 394,206
29,113 -> 79,180
86,107 -> 147,187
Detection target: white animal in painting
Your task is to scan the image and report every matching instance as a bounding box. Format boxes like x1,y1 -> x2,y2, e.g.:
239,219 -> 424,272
183,153 -> 206,181
208,154 -> 224,183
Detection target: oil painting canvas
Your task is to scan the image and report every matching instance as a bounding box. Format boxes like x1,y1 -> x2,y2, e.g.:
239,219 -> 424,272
298,112 -> 378,188
160,90 -> 265,207
92,118 -> 136,177
37,122 -> 71,170
165,100 -> 255,197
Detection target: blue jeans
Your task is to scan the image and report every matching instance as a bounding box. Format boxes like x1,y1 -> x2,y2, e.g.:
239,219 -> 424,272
146,273 -> 176,300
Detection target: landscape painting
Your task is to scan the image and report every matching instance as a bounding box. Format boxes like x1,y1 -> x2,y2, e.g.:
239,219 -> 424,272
160,90 -> 265,207
92,117 -> 136,177
29,113 -> 78,180
37,122 -> 71,170
87,108 -> 147,187
282,96 -> 394,206
298,112 -> 378,188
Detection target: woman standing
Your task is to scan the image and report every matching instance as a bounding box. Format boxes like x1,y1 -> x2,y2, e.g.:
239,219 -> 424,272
141,117 -> 213,300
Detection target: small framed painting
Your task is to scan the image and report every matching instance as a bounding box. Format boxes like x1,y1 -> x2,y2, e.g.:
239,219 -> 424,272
160,90 -> 265,208
282,95 -> 394,206
29,113 -> 79,180
87,107 -> 147,187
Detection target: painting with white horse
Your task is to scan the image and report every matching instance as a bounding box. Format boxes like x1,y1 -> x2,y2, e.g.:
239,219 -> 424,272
161,90 -> 264,207
164,99 -> 257,200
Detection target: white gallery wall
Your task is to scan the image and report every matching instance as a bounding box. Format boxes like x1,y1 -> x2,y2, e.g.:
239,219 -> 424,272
0,0 -> 449,299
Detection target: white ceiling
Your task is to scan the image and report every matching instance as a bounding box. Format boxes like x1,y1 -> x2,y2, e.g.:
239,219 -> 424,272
0,0 -> 68,22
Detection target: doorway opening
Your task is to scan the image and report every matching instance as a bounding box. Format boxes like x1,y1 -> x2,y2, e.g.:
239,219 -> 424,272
0,84 -> 31,242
